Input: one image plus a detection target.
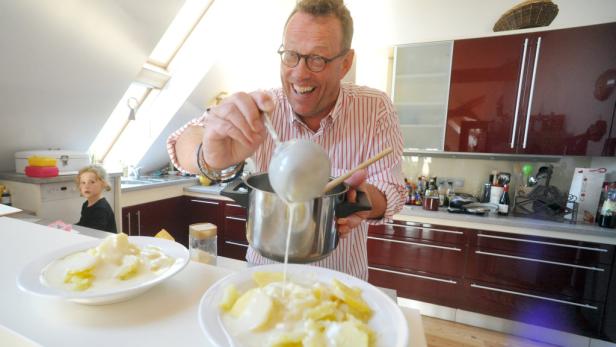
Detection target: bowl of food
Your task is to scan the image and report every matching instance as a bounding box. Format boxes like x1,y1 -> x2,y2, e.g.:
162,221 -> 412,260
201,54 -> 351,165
17,233 -> 189,305
198,264 -> 408,347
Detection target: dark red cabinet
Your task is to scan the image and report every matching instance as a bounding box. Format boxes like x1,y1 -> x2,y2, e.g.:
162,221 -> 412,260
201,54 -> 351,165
446,22 -> 616,156
121,196 -> 188,247
367,221 -> 469,308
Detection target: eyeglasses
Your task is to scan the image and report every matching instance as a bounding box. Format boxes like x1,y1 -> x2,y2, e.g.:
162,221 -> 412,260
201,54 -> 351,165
277,45 -> 348,72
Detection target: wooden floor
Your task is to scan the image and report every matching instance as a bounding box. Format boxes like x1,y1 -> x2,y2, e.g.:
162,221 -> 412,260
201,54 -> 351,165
422,315 -> 559,347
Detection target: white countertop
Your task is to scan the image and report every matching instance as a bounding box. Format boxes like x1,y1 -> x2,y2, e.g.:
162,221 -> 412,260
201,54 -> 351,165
396,205 -> 616,245
0,217 -> 426,347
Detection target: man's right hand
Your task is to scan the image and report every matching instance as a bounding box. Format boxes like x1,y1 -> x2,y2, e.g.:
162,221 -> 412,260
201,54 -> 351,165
202,91 -> 274,169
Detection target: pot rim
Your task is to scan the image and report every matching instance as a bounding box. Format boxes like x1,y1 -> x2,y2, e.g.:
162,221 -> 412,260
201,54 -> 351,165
243,172 -> 349,198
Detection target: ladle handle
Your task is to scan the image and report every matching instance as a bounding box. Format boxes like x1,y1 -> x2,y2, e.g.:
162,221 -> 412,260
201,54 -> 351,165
323,147 -> 394,193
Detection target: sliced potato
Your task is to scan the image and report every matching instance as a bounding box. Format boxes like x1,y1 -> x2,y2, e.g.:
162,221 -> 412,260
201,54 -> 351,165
252,271 -> 284,287
219,285 -> 241,311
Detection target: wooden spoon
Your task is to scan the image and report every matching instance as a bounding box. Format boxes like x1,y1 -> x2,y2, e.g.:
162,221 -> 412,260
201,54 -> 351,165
323,147 -> 393,194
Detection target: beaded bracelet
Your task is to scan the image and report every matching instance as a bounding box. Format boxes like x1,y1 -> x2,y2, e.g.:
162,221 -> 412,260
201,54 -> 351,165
196,143 -> 244,182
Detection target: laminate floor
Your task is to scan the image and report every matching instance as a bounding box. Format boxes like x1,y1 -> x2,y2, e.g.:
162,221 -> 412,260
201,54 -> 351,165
422,315 -> 560,347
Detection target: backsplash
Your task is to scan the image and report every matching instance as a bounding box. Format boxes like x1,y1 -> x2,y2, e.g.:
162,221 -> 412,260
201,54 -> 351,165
400,155 -> 608,198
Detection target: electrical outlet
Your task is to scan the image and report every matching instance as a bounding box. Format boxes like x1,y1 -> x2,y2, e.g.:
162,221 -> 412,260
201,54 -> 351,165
453,178 -> 465,188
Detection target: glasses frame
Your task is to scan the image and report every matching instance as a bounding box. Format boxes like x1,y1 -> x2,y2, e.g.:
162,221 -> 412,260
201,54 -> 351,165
277,44 -> 349,72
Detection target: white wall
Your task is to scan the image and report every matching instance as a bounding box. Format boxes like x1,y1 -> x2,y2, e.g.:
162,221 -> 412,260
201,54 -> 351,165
0,0 -> 184,171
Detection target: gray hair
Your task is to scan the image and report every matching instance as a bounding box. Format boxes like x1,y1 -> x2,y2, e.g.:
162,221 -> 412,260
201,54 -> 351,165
285,0 -> 354,50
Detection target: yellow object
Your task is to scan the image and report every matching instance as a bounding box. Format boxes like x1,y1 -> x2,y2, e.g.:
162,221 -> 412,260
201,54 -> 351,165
27,156 -> 57,167
252,271 -> 284,287
155,229 -> 175,241
219,284 -> 241,311
198,174 -> 212,186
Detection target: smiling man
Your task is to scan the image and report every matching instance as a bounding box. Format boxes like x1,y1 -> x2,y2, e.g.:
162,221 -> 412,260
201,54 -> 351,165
167,0 -> 405,280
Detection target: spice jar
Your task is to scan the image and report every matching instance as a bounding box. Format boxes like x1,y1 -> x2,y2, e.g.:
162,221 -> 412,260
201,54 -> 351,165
189,223 -> 217,265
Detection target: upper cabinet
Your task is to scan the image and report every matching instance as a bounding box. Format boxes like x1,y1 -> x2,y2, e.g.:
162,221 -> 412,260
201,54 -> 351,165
445,22 -> 616,156
392,41 -> 453,151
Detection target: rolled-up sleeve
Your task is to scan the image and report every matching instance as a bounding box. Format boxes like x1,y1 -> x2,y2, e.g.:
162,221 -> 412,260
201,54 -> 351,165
166,115 -> 206,174
365,95 -> 406,224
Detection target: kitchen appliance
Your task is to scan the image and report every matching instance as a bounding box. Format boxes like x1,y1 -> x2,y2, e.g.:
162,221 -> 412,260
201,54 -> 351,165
567,168 -> 606,223
221,173 -> 371,263
15,150 -> 90,175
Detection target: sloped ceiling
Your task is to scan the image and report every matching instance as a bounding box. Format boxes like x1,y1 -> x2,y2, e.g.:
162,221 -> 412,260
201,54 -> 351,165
0,0 -> 184,171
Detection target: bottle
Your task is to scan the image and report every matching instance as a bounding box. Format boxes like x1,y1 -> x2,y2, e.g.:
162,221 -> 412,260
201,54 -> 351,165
1,189 -> 12,206
189,223 -> 217,265
446,181 -> 455,207
438,181 -> 446,207
498,184 -> 510,216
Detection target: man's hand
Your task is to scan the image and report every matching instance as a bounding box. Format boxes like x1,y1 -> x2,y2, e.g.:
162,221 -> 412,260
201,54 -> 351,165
202,91 -> 273,169
336,170 -> 379,238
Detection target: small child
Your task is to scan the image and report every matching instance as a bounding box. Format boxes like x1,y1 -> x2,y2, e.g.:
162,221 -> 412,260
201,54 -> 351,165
75,164 -> 117,233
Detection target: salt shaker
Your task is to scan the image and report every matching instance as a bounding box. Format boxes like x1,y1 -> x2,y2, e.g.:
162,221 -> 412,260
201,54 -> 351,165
189,223 -> 217,265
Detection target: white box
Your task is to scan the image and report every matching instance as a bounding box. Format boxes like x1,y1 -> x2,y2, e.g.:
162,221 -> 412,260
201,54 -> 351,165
15,150 -> 90,175
567,168 -> 606,223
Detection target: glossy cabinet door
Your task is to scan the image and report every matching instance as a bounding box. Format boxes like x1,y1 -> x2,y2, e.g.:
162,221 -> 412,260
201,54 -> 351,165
122,196 -> 189,247
185,197 -> 224,254
446,33 -> 529,153
221,202 -> 249,260
520,22 -> 616,156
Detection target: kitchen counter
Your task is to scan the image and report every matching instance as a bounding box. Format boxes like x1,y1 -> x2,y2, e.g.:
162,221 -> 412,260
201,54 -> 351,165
0,171 -> 121,184
0,217 -> 426,347
120,175 -> 198,192
398,205 -> 616,245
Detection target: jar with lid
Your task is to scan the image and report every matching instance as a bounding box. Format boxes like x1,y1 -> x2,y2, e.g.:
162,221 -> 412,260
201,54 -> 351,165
189,223 -> 217,265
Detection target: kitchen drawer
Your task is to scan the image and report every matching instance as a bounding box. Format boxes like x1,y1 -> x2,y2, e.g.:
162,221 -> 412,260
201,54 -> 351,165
369,221 -> 467,246
368,265 -> 462,307
467,248 -> 611,302
220,238 -> 248,261
223,214 -> 247,242
186,197 -> 223,227
461,279 -> 604,337
367,234 -> 465,277
224,203 -> 247,218
475,231 -> 614,265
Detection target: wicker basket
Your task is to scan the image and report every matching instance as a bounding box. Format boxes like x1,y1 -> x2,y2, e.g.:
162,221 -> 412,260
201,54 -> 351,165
493,0 -> 559,32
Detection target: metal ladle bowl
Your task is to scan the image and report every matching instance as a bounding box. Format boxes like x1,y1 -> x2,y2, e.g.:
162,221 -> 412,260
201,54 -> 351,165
262,112 -> 331,202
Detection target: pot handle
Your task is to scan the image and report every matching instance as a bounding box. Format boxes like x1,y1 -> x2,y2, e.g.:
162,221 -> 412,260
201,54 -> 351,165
220,179 -> 250,208
335,190 -> 372,218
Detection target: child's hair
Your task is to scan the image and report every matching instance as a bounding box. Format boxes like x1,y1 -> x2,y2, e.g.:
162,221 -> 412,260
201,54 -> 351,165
75,164 -> 111,192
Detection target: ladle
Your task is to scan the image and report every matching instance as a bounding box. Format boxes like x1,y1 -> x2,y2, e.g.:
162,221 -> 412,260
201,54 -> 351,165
263,112 -> 331,202
322,147 -> 393,194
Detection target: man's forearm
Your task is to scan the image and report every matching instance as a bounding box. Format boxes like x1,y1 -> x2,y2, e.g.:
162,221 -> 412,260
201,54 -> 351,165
364,183 -> 387,219
174,126 -> 204,174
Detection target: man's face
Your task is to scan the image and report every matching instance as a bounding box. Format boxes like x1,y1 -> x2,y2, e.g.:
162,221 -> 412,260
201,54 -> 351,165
281,12 -> 353,121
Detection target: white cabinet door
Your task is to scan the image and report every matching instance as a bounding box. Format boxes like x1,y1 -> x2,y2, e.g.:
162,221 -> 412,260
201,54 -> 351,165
392,41 -> 453,151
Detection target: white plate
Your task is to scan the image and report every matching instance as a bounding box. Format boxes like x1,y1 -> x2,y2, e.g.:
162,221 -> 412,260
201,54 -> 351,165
198,264 -> 409,347
17,236 -> 189,305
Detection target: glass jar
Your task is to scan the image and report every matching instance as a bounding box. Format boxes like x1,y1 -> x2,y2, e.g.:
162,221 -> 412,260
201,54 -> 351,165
189,223 -> 217,265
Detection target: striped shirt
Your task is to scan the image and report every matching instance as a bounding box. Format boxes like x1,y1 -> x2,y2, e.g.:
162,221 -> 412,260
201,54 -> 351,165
167,83 -> 406,280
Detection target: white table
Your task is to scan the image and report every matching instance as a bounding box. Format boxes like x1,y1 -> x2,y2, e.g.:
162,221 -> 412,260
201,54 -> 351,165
0,204 -> 21,216
0,217 -> 426,347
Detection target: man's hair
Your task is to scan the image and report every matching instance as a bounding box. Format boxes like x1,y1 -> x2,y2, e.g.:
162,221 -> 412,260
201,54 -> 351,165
285,0 -> 353,50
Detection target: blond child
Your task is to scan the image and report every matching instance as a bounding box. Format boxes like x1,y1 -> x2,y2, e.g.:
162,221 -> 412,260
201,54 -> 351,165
75,165 -> 117,233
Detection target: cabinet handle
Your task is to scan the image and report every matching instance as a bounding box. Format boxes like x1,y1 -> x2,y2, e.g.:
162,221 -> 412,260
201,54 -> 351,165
475,250 -> 605,272
190,199 -> 220,206
225,240 -> 249,248
522,36 -> 542,149
385,222 -> 463,235
470,283 -> 598,310
477,233 -> 609,253
136,210 -> 141,236
226,203 -> 243,208
225,216 -> 247,222
369,266 -> 457,284
368,236 -> 462,251
126,213 -> 131,236
511,38 -> 529,149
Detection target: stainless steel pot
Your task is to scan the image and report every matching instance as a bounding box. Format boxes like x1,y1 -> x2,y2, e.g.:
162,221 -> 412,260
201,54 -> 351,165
221,173 -> 370,263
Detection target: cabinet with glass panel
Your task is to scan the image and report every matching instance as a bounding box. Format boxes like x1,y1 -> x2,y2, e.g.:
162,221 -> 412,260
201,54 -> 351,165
392,41 -> 453,151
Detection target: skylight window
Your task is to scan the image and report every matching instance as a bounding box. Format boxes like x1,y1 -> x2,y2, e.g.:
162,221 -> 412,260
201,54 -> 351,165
89,0 -> 213,170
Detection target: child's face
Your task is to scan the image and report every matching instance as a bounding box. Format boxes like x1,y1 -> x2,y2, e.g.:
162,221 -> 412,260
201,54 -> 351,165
79,172 -> 105,200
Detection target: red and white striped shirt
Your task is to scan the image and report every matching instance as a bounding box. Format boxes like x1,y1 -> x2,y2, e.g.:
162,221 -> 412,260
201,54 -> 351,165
167,83 -> 406,280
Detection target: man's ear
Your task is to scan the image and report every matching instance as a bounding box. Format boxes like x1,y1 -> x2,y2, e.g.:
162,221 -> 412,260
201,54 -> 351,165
340,49 -> 355,78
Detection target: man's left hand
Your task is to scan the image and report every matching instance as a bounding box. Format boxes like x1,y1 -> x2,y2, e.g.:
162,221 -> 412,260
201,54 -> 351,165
336,170 -> 372,238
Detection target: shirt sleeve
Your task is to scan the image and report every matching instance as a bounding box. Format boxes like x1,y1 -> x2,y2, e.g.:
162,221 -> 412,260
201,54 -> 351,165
166,115 -> 206,174
365,94 -> 406,224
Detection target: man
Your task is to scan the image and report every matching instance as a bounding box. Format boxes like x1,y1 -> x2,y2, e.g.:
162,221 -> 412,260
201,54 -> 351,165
167,0 -> 405,280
